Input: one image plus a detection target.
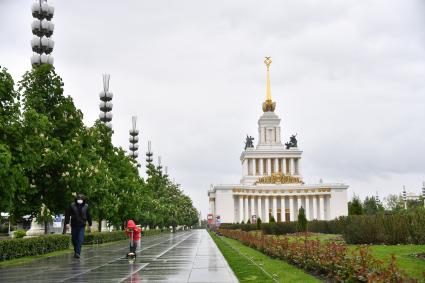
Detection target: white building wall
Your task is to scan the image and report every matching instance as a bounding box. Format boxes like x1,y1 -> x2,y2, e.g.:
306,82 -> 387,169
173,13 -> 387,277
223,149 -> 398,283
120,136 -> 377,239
215,190 -> 235,223
329,189 -> 348,219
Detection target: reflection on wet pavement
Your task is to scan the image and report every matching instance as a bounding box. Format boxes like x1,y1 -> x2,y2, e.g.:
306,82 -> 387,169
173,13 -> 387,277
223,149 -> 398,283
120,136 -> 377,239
0,230 -> 238,283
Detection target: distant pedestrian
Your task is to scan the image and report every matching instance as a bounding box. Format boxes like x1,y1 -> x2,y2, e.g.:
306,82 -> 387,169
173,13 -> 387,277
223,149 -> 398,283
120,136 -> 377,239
65,194 -> 92,259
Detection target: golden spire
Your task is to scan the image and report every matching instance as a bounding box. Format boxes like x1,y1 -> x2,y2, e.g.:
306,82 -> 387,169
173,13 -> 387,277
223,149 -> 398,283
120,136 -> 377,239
262,57 -> 276,112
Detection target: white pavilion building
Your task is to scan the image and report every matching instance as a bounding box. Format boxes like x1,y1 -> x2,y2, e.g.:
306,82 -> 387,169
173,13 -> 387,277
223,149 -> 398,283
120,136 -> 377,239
208,58 -> 349,224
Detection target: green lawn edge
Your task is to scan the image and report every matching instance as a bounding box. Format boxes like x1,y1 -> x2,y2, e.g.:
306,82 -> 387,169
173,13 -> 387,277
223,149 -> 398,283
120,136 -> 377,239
209,231 -> 320,283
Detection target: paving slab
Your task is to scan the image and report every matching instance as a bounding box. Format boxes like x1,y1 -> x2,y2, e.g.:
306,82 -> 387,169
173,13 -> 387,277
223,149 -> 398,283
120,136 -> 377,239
0,230 -> 238,283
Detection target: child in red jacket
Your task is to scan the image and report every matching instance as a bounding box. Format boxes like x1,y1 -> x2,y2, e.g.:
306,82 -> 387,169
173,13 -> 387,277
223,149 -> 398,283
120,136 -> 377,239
125,220 -> 141,257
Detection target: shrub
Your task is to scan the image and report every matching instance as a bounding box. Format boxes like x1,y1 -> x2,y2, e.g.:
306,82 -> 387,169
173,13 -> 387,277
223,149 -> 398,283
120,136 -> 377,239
0,234 -> 70,261
261,222 -> 297,235
297,207 -> 307,232
84,231 -> 127,245
256,218 -> 262,230
218,229 -> 416,282
13,230 -> 27,239
142,229 -> 170,237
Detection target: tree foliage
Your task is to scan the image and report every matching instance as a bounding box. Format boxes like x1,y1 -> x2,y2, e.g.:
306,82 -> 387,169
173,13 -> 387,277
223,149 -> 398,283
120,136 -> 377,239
0,65 -> 198,231
348,195 -> 363,215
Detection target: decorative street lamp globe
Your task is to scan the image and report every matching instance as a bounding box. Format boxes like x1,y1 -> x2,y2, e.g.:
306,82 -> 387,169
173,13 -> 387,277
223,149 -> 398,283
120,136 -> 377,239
99,74 -> 113,128
129,116 -> 139,160
30,0 -> 55,67
402,186 -> 407,210
146,140 -> 153,165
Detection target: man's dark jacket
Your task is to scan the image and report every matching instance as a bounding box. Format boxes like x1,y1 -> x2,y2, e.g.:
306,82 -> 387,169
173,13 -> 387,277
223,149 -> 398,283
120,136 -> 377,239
64,201 -> 92,227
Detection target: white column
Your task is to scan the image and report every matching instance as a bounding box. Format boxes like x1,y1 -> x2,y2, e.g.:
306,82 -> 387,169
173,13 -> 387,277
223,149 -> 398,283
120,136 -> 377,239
257,196 -> 262,221
244,196 -> 249,222
253,158 -> 257,176
265,197 -> 270,222
239,196 -> 244,223
289,197 -> 294,221
250,196 -> 255,220
290,158 -> 295,175
325,195 -> 330,220
272,196 -> 277,221
312,195 -> 317,220
261,127 -> 266,143
243,159 -> 248,176
280,196 -> 285,222
296,158 -> 301,175
319,195 -> 325,220
305,195 -> 310,220
276,127 -> 280,142
267,159 -> 271,175
297,196 -> 302,219
282,158 -> 287,175
274,158 -> 279,174
259,159 -> 264,175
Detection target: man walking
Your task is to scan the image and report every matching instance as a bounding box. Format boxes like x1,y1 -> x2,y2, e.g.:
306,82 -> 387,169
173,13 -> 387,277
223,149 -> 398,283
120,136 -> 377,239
65,194 -> 92,258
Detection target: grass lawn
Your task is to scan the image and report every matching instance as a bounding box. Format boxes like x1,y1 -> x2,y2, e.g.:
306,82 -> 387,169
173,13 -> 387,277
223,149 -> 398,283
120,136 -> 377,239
210,232 -> 320,283
349,244 -> 425,281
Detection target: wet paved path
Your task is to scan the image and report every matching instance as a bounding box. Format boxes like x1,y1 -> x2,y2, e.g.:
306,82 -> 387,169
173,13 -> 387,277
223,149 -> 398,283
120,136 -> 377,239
0,230 -> 238,283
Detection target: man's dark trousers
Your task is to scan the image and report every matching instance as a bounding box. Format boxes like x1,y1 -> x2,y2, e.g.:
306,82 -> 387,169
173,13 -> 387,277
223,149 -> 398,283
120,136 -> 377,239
71,225 -> 85,255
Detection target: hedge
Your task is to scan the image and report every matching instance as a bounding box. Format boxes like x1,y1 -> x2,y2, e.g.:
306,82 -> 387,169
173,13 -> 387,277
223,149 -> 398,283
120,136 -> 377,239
0,234 -> 70,261
83,231 -> 127,245
221,209 -> 425,245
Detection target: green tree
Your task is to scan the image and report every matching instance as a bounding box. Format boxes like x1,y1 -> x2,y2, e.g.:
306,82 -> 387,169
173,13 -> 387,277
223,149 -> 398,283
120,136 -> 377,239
363,196 -> 384,215
0,67 -> 27,216
256,217 -> 262,230
297,206 -> 308,232
384,194 -> 404,212
348,195 -> 363,215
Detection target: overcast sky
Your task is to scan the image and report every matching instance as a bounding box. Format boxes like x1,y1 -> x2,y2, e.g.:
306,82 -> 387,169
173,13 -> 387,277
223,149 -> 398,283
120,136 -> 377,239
1,0 -> 424,217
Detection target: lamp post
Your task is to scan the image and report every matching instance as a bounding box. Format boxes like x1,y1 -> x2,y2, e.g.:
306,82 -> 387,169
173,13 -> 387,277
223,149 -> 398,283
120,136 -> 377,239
402,186 -> 407,210
30,0 -> 54,66
146,140 -> 153,167
99,74 -> 113,129
129,116 -> 139,161
422,182 -> 425,208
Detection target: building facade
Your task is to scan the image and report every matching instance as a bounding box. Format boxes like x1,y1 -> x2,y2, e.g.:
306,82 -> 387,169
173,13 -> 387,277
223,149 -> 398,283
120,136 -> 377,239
208,58 -> 349,224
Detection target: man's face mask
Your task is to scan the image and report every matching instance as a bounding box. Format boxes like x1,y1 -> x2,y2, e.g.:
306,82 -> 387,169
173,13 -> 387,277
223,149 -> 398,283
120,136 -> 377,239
77,199 -> 83,204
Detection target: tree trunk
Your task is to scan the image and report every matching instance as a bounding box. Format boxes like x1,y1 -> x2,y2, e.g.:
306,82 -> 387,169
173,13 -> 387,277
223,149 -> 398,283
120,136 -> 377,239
98,218 -> 102,232
44,220 -> 48,234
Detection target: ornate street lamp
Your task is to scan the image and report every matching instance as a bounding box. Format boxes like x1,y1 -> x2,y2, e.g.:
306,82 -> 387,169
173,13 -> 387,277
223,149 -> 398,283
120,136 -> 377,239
422,182 -> 425,208
375,191 -> 381,206
402,186 -> 407,210
129,116 -> 139,160
99,74 -> 113,128
30,0 -> 55,66
146,140 -> 153,166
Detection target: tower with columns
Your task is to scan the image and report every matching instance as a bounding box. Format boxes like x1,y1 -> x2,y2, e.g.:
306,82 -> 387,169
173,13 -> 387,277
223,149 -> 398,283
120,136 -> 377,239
208,58 -> 349,224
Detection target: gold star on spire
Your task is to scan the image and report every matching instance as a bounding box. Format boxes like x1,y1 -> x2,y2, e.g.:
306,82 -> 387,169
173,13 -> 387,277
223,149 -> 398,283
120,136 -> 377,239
262,57 -> 276,112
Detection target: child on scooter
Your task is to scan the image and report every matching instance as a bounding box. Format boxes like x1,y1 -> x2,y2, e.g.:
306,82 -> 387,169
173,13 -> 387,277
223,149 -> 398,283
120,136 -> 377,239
125,220 -> 141,257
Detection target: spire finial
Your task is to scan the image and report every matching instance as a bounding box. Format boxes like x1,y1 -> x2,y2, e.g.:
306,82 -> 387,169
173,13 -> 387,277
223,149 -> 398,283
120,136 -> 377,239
262,57 -> 276,112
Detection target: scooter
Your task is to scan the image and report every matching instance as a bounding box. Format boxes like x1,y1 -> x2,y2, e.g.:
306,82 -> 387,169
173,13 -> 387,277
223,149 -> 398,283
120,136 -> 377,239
126,229 -> 136,263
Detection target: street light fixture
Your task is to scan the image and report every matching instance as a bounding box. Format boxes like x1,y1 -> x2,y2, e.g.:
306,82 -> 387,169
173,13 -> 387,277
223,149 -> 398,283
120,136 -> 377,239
99,74 -> 113,129
30,0 -> 54,66
402,186 -> 407,210
129,116 -> 139,160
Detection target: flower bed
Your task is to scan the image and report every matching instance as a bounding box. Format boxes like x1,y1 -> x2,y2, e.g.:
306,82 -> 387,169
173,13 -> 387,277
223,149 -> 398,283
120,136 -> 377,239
219,229 -> 418,282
